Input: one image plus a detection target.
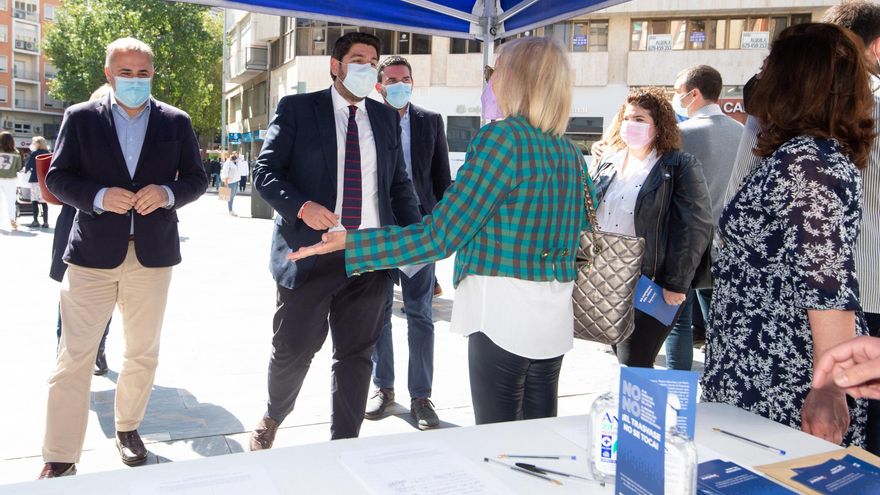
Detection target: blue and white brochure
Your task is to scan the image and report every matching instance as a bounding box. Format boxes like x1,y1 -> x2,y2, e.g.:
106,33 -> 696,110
628,368 -> 699,439
634,275 -> 682,326
791,455 -> 880,494
614,367 -> 668,495
697,459 -> 796,494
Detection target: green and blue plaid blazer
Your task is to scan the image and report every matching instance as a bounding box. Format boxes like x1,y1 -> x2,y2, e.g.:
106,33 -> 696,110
346,116 -> 594,287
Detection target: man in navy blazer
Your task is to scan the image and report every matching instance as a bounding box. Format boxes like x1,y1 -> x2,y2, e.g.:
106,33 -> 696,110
39,38 -> 206,479
250,32 -> 420,448
364,56 -> 451,429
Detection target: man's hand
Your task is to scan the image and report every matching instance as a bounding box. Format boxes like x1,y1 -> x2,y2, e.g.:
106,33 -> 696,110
814,336 -> 880,399
287,231 -> 347,261
133,184 -> 170,216
662,289 -> 687,306
102,187 -> 136,214
801,386 -> 850,445
300,202 -> 340,231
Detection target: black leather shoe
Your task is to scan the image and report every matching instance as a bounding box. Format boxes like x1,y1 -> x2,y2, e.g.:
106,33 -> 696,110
93,350 -> 108,376
39,462 -> 76,479
116,430 -> 148,466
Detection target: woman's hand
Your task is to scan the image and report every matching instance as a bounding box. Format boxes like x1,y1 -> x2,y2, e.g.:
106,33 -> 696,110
287,231 -> 347,261
801,387 -> 850,445
814,336 -> 880,400
662,289 -> 687,306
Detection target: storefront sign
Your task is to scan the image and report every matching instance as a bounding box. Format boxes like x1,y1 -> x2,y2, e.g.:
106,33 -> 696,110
573,34 -> 588,47
228,132 -> 241,144
647,34 -> 673,51
689,31 -> 706,43
719,98 -> 747,124
741,31 -> 769,49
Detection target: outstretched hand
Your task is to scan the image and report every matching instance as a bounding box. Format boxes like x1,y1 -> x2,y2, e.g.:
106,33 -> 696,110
287,231 -> 347,261
813,336 -> 880,400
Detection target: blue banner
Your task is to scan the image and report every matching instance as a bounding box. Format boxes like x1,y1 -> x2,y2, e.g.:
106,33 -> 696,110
616,367 -> 668,495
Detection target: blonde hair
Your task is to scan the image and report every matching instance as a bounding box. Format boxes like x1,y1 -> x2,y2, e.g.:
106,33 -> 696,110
90,83 -> 112,101
105,37 -> 154,68
31,136 -> 48,151
494,37 -> 572,136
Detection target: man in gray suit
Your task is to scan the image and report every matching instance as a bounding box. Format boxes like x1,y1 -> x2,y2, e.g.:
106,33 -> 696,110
664,64 -> 744,371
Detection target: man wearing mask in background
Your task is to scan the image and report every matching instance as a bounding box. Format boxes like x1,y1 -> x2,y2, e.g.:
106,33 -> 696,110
41,37 -> 206,477
249,32 -> 420,448
663,65 -> 743,371
364,56 -> 451,429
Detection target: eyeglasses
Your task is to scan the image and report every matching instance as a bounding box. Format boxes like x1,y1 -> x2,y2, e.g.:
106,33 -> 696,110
483,65 -> 494,83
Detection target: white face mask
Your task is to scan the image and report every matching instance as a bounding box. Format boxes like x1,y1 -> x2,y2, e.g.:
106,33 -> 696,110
340,62 -> 378,98
671,90 -> 692,119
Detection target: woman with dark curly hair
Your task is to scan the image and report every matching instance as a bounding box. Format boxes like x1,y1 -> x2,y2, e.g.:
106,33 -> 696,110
701,23 -> 875,446
590,88 -> 713,368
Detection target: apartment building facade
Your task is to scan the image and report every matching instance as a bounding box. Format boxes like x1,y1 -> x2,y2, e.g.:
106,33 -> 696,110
223,0 -> 835,174
0,0 -> 63,151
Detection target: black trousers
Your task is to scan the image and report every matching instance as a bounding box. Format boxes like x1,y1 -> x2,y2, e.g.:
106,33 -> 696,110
266,251 -> 390,440
468,331 -> 564,425
239,177 -> 247,192
866,312 -> 880,455
614,309 -> 676,368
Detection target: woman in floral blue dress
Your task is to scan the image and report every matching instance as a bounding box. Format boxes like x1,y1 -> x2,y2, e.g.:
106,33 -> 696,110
702,23 -> 876,446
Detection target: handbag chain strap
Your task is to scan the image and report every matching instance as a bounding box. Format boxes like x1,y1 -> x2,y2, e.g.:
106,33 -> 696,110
582,171 -> 602,256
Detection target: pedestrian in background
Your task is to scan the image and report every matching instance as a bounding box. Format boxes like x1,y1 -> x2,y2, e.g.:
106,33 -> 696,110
222,152 -> 240,216
23,136 -> 51,228
0,131 -> 23,231
237,154 -> 248,192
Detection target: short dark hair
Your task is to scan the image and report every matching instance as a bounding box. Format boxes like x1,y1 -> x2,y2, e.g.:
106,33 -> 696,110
0,132 -> 15,153
678,65 -> 723,102
823,0 -> 880,46
332,31 -> 381,62
377,56 -> 412,83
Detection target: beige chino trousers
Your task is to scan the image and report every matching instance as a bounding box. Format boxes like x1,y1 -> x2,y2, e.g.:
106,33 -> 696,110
43,242 -> 172,463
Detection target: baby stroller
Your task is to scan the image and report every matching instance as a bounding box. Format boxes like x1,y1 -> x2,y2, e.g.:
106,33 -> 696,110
15,171 -> 33,219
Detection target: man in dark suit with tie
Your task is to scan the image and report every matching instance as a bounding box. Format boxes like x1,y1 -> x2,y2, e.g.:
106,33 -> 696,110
40,38 -> 206,478
364,56 -> 451,429
249,32 -> 421,448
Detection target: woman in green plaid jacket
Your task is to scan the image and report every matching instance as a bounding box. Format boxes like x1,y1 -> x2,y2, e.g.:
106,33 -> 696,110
290,37 -> 594,425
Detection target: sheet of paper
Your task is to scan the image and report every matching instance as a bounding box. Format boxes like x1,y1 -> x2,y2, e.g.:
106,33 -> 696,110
552,422 -> 588,450
339,441 -> 511,495
399,263 -> 427,278
130,465 -> 278,495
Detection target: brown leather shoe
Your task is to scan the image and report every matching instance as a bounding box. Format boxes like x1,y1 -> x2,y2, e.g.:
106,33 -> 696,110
38,462 -> 76,479
116,430 -> 148,466
249,414 -> 280,451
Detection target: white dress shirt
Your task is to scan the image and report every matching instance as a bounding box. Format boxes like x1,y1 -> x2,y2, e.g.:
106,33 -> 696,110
330,85 -> 380,230
596,148 -> 659,236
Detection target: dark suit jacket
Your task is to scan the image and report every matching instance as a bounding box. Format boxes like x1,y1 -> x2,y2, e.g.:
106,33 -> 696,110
407,104 -> 451,213
253,87 -> 421,290
46,95 -> 207,269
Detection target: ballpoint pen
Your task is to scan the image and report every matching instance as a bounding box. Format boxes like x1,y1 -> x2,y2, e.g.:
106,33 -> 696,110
712,427 -> 786,455
514,462 -> 594,482
483,457 -> 563,485
497,454 -> 577,460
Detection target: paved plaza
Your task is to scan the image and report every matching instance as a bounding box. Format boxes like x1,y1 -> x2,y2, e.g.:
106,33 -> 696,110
0,188 -> 703,485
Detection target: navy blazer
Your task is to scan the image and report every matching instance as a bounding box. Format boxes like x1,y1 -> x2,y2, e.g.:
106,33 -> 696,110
46,95 -> 207,269
407,104 -> 451,213
253,87 -> 421,290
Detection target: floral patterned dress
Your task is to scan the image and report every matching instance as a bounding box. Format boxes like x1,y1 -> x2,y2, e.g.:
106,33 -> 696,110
701,135 -> 867,446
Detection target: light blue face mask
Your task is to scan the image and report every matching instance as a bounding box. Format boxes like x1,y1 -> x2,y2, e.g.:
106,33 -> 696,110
383,82 -> 412,109
341,62 -> 378,99
114,76 -> 151,108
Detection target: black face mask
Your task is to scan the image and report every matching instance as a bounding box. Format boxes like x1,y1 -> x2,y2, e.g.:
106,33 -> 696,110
742,74 -> 759,115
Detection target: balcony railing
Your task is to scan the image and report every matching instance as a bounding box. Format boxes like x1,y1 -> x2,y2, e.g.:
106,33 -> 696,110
13,8 -> 39,22
15,98 -> 38,110
14,38 -> 38,52
13,67 -> 38,80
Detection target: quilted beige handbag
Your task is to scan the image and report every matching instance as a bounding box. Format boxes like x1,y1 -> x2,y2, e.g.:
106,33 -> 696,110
573,185 -> 646,344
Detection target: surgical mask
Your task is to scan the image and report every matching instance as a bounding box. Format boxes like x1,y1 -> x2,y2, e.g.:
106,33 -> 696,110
383,82 -> 412,109
480,80 -> 504,121
671,90 -> 691,119
620,121 -> 653,150
341,62 -> 378,98
114,76 -> 151,108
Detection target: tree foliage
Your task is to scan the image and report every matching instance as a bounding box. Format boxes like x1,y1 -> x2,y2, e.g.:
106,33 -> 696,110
43,0 -> 222,142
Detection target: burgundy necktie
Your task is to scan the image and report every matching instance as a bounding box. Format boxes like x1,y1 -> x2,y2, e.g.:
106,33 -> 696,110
341,105 -> 362,230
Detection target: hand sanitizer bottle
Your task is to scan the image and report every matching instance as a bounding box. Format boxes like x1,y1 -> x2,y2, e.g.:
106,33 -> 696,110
664,394 -> 697,495
588,371 -> 619,484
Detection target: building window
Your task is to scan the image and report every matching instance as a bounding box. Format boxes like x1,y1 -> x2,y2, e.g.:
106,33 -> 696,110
446,116 -> 480,153
0,85 -> 7,102
44,122 -> 61,139
0,1 -> 6,11
494,21 -> 609,52
44,93 -> 62,109
0,56 -> 7,72
0,26 -> 7,43
631,14 -> 810,51
281,17 -> 295,63
252,82 -> 267,117
44,4 -> 55,20
450,38 -> 481,54
14,121 -> 31,133
269,38 -> 281,69
294,20 -> 431,56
